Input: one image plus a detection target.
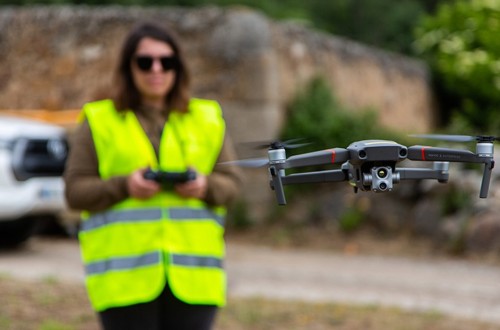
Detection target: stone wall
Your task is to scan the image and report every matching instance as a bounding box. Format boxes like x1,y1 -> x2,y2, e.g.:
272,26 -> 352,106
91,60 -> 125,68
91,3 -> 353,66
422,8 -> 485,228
0,6 -> 438,221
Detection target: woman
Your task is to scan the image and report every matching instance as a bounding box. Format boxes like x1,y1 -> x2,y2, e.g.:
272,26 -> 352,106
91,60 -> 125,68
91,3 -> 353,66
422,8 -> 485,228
64,22 -> 241,330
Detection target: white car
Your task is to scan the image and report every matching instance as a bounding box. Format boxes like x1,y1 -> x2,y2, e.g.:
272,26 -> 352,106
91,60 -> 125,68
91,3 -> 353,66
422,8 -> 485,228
0,115 -> 69,246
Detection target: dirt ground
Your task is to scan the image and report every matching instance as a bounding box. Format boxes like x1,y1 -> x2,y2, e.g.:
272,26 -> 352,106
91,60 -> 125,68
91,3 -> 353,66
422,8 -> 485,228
1,228 -> 500,329
226,227 -> 500,325
2,277 -> 499,330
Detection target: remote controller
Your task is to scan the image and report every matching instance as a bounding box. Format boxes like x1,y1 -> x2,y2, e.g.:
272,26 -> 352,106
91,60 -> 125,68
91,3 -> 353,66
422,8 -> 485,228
143,168 -> 197,187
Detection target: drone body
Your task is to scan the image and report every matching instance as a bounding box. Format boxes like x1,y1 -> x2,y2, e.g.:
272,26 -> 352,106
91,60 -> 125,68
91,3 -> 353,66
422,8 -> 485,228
226,135 -> 496,205
344,140 -> 408,193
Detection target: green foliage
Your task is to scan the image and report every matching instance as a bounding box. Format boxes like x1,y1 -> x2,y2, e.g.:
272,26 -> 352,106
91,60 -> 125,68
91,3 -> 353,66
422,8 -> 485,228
39,320 -> 73,330
0,315 -> 10,330
338,206 -> 365,233
414,0 -> 500,131
440,185 -> 472,216
227,199 -> 252,229
281,77 -> 405,153
307,0 -> 427,54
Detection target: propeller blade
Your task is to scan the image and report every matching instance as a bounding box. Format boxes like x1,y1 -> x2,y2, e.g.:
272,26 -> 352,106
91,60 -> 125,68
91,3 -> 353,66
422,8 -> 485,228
411,134 -> 500,143
283,142 -> 312,149
281,138 -> 311,149
477,136 -> 500,142
409,134 -> 476,142
219,158 -> 269,168
243,138 -> 311,150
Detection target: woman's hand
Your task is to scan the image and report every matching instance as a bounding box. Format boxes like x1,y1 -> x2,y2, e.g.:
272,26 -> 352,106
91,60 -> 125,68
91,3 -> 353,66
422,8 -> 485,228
127,168 -> 161,199
175,171 -> 207,200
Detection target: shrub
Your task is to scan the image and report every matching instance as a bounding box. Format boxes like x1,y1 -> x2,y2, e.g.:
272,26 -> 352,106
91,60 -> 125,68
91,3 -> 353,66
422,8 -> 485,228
281,77 -> 405,154
414,0 -> 500,131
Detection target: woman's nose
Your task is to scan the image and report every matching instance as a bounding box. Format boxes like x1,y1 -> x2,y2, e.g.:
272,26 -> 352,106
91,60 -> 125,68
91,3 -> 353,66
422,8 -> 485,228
151,59 -> 163,73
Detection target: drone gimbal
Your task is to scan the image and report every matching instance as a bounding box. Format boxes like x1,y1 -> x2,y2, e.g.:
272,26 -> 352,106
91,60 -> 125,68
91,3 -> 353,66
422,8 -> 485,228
228,135 -> 496,205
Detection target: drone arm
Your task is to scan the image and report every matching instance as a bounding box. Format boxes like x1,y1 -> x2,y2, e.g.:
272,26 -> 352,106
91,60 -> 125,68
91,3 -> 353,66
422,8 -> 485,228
407,146 -> 478,163
285,148 -> 349,168
281,169 -> 347,185
396,167 -> 449,183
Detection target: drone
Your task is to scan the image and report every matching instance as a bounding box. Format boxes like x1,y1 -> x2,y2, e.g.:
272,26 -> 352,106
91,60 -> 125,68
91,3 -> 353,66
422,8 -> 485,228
226,135 -> 497,205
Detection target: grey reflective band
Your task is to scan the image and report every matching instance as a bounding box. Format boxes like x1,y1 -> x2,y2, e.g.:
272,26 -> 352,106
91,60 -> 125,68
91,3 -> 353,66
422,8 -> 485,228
169,208 -> 224,226
81,207 -> 224,232
171,254 -> 223,269
85,251 -> 160,276
81,208 -> 163,232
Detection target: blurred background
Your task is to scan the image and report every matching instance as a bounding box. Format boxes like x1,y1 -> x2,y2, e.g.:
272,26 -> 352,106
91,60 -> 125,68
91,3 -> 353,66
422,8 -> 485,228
1,0 -> 496,255
1,1 -> 500,329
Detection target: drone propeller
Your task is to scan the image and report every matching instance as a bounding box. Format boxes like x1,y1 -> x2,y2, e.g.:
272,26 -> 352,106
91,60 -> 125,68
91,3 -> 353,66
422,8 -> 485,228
218,157 -> 269,168
245,138 -> 311,150
410,134 -> 500,143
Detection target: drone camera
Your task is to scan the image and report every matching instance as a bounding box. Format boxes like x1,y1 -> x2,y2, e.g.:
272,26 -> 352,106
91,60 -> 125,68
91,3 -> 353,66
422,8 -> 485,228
377,168 -> 388,178
370,166 -> 393,192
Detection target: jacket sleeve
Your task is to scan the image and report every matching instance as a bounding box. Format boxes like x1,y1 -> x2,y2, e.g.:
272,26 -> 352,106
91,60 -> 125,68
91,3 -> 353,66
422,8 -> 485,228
204,133 -> 243,207
63,120 -> 129,212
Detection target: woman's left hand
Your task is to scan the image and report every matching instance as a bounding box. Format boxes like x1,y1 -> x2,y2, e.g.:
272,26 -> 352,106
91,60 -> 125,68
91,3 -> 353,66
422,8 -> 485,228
175,172 -> 208,200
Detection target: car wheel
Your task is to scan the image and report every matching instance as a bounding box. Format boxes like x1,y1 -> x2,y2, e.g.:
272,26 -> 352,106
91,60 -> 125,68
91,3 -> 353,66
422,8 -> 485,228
0,217 -> 37,247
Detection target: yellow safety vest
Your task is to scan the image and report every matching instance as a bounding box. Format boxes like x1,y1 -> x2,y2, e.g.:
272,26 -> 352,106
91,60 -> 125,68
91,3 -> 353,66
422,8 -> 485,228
78,98 -> 227,311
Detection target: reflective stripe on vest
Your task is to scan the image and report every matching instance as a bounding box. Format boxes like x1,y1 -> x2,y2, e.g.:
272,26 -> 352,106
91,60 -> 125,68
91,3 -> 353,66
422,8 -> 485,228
85,252 -> 223,276
171,254 -> 223,268
169,207 -> 225,226
81,207 -> 224,233
86,251 -> 161,275
80,208 -> 163,232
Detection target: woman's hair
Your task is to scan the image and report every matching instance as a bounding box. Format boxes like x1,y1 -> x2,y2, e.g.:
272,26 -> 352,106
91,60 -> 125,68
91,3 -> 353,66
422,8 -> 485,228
113,22 -> 190,112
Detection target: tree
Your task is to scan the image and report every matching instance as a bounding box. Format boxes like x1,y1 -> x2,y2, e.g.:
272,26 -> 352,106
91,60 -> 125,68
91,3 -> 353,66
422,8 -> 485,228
308,0 -> 427,54
414,0 -> 500,131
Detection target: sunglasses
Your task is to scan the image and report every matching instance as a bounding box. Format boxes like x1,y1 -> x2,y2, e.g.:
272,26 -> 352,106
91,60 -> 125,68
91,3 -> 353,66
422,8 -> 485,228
134,55 -> 179,72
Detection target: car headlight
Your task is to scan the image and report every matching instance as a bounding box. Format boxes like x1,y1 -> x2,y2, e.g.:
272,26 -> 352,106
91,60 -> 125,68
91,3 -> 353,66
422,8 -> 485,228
47,138 -> 68,161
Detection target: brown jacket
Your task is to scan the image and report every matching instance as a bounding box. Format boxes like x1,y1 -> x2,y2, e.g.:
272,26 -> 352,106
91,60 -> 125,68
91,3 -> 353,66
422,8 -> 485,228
64,105 -> 242,213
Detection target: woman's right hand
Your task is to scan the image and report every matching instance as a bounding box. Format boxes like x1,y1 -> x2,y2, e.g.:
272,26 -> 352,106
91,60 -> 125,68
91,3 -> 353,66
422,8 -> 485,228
127,168 -> 161,199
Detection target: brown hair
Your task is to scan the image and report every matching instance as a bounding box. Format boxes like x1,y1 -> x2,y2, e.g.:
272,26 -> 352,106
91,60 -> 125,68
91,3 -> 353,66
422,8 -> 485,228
113,22 -> 190,112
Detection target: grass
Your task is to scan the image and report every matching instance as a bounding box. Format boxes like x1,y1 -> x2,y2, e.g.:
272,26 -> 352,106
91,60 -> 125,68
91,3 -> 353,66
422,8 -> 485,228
0,277 -> 498,330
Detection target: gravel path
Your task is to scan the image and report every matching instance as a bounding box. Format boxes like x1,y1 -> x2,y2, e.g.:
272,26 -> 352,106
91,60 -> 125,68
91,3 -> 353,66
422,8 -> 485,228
227,243 -> 500,325
1,238 -> 500,325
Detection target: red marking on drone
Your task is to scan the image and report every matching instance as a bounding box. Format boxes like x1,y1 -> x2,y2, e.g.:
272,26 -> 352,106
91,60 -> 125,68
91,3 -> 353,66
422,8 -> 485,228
330,149 -> 336,163
421,147 -> 426,161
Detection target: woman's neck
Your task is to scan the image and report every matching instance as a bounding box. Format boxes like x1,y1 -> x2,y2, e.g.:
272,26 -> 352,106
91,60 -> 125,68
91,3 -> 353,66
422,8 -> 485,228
141,99 -> 164,112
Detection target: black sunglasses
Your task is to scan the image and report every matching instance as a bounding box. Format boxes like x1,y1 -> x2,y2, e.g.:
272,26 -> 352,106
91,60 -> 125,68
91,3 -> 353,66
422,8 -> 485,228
134,55 -> 179,72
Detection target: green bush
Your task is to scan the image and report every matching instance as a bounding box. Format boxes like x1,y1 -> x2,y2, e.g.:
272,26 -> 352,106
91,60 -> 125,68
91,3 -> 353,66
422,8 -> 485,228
338,206 -> 365,233
227,199 -> 253,229
414,0 -> 500,131
281,77 -> 405,154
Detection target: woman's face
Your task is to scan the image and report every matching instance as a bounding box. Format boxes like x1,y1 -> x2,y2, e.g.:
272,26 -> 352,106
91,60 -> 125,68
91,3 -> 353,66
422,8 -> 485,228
131,37 -> 177,107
